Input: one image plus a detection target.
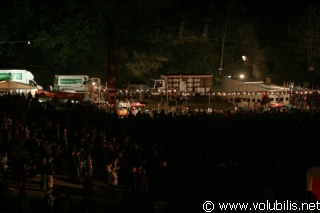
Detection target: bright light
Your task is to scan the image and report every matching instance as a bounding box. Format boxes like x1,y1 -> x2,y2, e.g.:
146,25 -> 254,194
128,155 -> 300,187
242,56 -> 247,61
239,74 -> 245,79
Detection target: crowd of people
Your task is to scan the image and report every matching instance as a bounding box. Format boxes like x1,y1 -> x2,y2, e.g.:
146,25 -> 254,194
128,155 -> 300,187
0,92 -> 319,212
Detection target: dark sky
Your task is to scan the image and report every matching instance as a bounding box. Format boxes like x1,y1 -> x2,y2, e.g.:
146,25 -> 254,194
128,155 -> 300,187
237,1 -> 315,46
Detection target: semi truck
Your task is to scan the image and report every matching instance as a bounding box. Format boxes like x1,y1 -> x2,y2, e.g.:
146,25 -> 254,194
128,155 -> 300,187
38,75 -> 106,102
53,75 -> 89,92
148,74 -> 213,95
0,69 -> 43,89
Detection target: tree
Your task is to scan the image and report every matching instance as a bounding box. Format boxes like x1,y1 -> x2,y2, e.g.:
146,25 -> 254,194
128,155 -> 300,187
31,0 -> 96,72
290,5 -> 320,73
2,0 -> 296,89
0,0 -> 37,66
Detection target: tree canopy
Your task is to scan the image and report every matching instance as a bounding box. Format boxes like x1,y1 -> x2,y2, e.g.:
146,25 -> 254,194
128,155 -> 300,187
1,0 -> 320,89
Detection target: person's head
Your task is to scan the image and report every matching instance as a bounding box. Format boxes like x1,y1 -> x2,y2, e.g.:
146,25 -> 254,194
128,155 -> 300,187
106,164 -> 110,170
132,166 -> 136,173
47,156 -> 53,162
162,161 -> 167,168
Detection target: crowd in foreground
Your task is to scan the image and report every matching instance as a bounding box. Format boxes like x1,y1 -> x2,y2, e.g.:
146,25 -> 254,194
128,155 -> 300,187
0,93 -> 319,213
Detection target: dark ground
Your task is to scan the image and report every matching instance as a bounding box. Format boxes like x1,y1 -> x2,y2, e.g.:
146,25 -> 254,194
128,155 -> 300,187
0,151 -> 155,213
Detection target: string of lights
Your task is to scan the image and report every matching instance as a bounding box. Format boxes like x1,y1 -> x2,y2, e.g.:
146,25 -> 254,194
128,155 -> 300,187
0,39 -> 47,44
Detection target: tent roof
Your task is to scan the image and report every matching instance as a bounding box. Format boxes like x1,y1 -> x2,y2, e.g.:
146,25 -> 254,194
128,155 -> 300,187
0,80 -> 37,90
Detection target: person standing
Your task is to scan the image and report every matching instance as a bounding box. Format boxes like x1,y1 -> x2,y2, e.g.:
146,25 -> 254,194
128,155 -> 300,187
86,155 -> 93,178
18,180 -> 29,213
79,147 -> 86,177
81,176 -> 94,204
44,188 -> 55,213
45,156 -> 54,191
110,167 -> 118,199
113,158 -> 120,173
0,152 -> 9,179
39,157 -> 47,191
69,150 -> 76,181
75,150 -> 81,182
62,128 -> 69,157
128,166 -> 137,201
141,168 -> 149,198
105,164 -> 112,198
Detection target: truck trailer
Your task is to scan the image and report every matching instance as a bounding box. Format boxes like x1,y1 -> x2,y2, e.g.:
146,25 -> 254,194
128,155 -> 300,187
0,69 -> 43,89
148,74 -> 213,95
54,75 -> 89,92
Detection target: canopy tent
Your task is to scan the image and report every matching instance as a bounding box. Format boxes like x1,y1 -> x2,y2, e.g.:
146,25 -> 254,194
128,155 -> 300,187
307,166 -> 320,200
0,80 -> 38,96
0,80 -> 37,90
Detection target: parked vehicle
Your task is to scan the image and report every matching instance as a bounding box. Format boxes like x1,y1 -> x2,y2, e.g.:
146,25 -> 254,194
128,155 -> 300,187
39,76 -> 107,103
0,69 -> 43,89
148,74 -> 213,95
53,75 -> 89,92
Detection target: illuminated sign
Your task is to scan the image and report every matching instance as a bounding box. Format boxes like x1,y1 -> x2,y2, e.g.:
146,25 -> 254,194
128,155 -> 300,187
0,73 -> 23,80
60,79 -> 82,84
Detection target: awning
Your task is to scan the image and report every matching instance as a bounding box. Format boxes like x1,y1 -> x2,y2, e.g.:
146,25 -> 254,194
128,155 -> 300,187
0,80 -> 38,90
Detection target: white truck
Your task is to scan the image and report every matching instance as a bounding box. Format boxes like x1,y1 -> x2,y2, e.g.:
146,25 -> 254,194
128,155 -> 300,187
148,74 -> 213,95
53,75 -> 89,92
0,69 -> 43,89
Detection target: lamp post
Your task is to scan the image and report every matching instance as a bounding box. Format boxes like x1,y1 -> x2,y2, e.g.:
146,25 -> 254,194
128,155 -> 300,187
218,67 -> 223,76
